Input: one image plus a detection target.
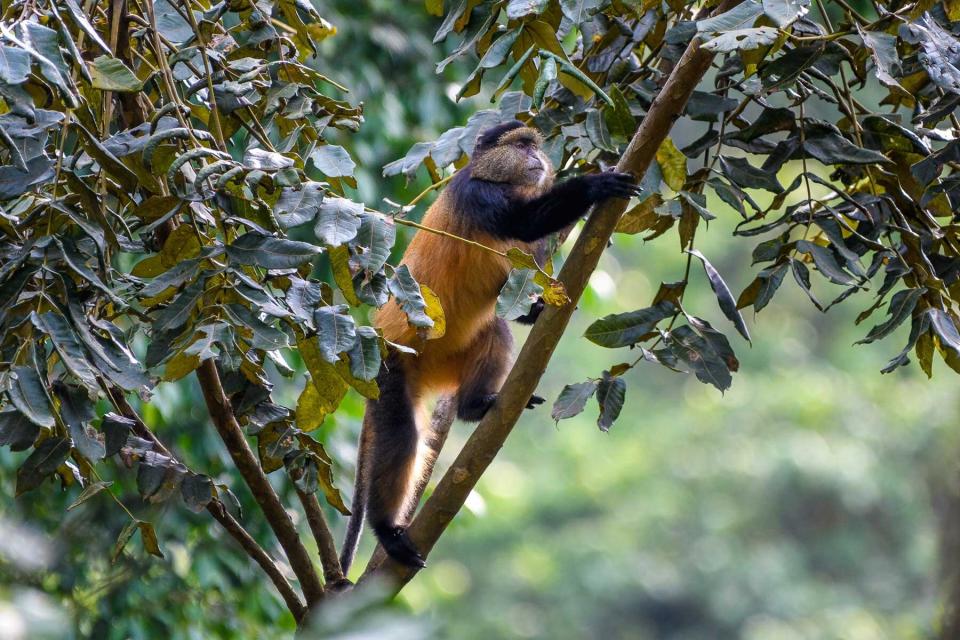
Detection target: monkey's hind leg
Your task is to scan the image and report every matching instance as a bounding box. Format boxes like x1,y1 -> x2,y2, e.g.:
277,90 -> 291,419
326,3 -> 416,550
456,319 -> 513,422
366,357 -> 427,568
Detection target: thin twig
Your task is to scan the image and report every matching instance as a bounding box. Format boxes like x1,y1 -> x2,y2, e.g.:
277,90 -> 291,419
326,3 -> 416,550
296,490 -> 345,585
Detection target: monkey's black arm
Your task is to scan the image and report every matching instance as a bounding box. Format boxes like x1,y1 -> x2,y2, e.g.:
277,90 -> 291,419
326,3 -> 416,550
497,173 -> 639,242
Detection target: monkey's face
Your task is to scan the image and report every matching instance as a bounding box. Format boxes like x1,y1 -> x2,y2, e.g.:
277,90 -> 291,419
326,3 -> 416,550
471,122 -> 554,188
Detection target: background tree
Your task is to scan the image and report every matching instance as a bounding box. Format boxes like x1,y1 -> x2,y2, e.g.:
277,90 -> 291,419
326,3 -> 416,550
1,0 -> 960,637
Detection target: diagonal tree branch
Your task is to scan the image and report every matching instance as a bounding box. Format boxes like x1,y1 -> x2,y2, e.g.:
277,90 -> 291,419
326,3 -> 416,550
195,360 -> 325,605
359,6 -> 739,590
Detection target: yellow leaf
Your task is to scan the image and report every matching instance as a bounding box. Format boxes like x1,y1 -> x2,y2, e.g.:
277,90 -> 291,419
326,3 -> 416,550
296,372 -> 347,432
335,358 -> 379,400
656,138 -> 687,192
615,194 -> 663,234
541,280 -> 570,307
421,285 -> 446,339
328,244 -> 361,306
131,255 -> 167,278
425,0 -> 444,16
160,225 -> 202,268
162,351 -> 200,381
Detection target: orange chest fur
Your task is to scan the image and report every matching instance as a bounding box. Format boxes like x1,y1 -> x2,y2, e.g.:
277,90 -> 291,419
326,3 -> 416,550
375,194 -> 533,356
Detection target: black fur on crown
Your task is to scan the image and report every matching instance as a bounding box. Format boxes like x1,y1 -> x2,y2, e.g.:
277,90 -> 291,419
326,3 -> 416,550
475,120 -> 525,152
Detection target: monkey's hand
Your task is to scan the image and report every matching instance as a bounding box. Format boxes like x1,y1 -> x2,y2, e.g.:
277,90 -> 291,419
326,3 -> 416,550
585,172 -> 641,202
526,394 -> 545,410
513,297 -> 544,325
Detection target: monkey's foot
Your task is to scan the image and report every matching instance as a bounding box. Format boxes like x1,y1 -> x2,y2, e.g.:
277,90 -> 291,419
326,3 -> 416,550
375,526 -> 426,568
526,394 -> 545,410
457,393 -> 498,422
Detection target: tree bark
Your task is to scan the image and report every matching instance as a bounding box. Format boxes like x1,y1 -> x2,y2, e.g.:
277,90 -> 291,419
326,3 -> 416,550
358,8 -> 738,590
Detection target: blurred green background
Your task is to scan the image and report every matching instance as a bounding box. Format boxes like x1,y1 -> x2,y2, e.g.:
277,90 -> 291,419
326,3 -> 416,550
1,1 -> 955,638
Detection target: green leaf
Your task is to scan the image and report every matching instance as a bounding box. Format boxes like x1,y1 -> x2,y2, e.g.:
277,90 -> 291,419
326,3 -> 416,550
67,480 -> 113,511
347,326 -> 382,381
389,265 -> 434,328
314,305 -> 357,363
351,213 -> 396,273
928,309 -> 960,359
703,27 -> 779,52
226,232 -> 321,269
275,182 -> 325,229
719,156 -> 783,193
687,250 -> 751,342
666,324 -> 734,392
802,127 -> 890,166
551,380 -> 598,422
53,382 -> 104,462
584,301 -> 676,348
596,372 -> 626,432
181,474 -> 214,513
102,413 -> 135,457
0,410 -> 40,451
152,277 -> 206,332
112,520 -> 138,562
315,197 -> 362,247
697,0 -> 762,33
506,0 -> 549,19
795,240 -> 856,286
16,437 -> 72,496
310,144 -> 356,178
761,0 -> 809,27
0,45 -> 31,84
496,269 -> 543,321
857,288 -> 924,345
90,55 -> 144,91
7,365 -> 55,428
29,312 -> 100,390
737,262 -> 788,312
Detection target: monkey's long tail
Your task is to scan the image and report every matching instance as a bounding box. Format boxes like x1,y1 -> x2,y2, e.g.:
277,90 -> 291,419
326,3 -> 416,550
339,415 -> 371,576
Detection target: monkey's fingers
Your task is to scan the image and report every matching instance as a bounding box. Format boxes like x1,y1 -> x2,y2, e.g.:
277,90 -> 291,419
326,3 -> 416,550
526,394 -> 545,410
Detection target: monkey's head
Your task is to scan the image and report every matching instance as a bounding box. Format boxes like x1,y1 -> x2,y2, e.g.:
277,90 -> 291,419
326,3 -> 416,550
471,121 -> 554,189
